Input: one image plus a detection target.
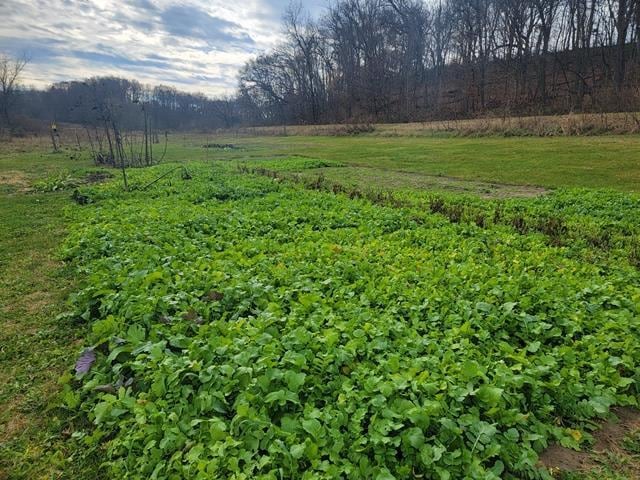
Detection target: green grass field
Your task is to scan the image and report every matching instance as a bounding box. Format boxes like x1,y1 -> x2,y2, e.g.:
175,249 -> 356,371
197,135 -> 640,192
1,133 -> 640,479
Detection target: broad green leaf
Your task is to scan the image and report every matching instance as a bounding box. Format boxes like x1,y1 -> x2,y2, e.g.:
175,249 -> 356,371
475,385 -> 504,406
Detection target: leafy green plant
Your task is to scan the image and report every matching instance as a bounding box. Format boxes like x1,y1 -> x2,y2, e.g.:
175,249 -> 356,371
61,162 -> 640,479
34,170 -> 113,192
33,174 -> 80,192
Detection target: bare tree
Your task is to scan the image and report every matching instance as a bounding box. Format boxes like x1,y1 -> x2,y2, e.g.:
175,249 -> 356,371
284,3 -> 324,122
426,1 -> 453,111
532,0 -> 561,105
386,0 -> 430,120
607,0 -> 637,93
0,54 -> 28,134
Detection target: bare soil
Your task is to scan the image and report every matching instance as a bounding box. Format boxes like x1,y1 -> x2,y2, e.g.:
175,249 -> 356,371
539,407 -> 640,477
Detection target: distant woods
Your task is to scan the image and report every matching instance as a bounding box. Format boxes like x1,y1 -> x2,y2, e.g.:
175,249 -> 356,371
239,0 -> 640,124
11,76 -> 240,135
5,0 -> 640,132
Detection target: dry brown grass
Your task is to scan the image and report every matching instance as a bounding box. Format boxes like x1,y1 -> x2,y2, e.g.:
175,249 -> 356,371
217,112 -> 640,138
0,170 -> 30,191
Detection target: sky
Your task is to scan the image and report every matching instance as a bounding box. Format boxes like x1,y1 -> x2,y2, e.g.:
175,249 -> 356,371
0,0 -> 326,96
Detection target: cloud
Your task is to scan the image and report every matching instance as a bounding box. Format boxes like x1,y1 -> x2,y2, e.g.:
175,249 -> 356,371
132,0 -> 159,12
0,36 -> 64,62
160,5 -> 254,48
0,0 -> 325,96
70,50 -> 173,70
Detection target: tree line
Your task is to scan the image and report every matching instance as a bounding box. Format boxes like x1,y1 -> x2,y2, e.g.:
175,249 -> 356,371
3,0 -> 640,134
240,0 -> 640,124
4,75 -> 242,134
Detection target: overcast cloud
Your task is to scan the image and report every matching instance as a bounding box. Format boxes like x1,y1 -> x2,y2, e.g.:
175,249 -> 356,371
0,0 -> 326,96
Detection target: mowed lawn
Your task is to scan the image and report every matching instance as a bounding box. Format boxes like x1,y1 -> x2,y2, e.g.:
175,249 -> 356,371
219,135 -> 640,192
0,147 -> 99,479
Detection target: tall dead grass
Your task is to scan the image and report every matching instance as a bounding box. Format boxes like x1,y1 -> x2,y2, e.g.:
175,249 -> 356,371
219,112 -> 640,138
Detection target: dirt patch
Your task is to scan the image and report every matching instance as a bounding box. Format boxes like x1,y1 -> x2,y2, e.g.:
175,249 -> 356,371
0,410 -> 28,443
0,171 -> 30,192
539,444 -> 596,473
593,407 -> 640,452
21,290 -> 55,315
203,143 -> 239,149
85,171 -> 113,184
482,183 -> 548,199
539,407 -> 640,476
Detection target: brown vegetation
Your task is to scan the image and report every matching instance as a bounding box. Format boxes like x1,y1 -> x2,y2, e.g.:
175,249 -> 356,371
225,111 -> 640,137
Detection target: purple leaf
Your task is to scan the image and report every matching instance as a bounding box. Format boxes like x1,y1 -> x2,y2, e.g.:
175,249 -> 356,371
75,348 -> 96,375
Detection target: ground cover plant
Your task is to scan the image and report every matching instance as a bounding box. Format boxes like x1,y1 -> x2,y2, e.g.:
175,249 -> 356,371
59,162 -> 640,479
255,166 -> 640,268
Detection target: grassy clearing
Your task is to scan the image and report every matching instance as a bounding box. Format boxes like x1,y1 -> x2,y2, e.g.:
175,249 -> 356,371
14,131 -> 640,192
140,133 -> 640,192
225,135 -> 640,192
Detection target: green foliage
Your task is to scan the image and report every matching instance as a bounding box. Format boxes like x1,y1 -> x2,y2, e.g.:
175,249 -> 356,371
33,173 -> 81,192
414,188 -> 640,265
33,169 -> 114,192
242,156 -> 346,172
245,158 -> 640,267
62,163 -> 640,479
